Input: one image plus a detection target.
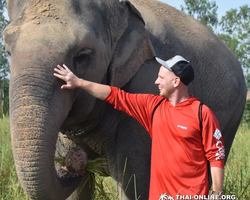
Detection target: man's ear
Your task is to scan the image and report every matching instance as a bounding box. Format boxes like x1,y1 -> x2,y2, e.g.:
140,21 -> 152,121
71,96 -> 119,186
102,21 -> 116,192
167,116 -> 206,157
173,77 -> 181,87
108,1 -> 155,88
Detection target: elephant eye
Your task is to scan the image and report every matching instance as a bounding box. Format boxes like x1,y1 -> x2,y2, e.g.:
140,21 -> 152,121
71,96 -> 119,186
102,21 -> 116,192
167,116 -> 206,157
76,48 -> 92,57
74,48 -> 92,67
7,51 -> 11,57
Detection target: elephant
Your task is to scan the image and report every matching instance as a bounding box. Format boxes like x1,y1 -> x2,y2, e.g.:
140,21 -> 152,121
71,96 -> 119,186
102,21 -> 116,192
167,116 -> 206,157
2,0 -> 246,199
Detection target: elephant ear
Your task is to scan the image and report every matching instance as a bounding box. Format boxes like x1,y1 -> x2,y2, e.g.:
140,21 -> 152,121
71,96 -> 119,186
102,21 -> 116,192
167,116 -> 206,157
108,0 -> 155,88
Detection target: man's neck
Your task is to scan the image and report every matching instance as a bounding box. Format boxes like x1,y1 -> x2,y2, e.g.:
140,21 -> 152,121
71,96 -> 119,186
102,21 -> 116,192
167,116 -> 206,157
168,92 -> 190,107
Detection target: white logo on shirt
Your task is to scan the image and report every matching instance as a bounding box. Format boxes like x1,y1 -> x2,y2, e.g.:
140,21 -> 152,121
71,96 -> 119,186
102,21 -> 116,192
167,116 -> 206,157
177,125 -> 187,130
213,129 -> 222,140
159,193 -> 174,200
215,141 -> 225,160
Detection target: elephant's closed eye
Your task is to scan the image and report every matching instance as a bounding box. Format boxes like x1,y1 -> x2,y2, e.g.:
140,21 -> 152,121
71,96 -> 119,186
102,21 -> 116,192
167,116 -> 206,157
4,46 -> 11,57
74,48 -> 92,67
6,51 -> 11,57
76,48 -> 92,57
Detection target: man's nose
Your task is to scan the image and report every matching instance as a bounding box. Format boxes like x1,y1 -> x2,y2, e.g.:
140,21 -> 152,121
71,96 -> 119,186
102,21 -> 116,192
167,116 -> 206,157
155,78 -> 159,85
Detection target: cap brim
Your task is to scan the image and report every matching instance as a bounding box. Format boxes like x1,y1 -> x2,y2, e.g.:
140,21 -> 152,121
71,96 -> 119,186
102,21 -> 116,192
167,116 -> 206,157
155,57 -> 171,70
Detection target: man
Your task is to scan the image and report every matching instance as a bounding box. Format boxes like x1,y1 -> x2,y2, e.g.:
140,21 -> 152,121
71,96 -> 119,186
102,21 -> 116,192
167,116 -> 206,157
54,55 -> 225,199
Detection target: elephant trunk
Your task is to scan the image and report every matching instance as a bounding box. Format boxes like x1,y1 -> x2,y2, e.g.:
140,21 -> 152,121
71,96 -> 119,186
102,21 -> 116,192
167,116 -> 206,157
10,70 -> 81,199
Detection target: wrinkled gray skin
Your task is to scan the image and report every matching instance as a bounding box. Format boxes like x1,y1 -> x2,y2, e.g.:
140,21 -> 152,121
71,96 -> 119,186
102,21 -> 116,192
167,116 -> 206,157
3,0 -> 246,199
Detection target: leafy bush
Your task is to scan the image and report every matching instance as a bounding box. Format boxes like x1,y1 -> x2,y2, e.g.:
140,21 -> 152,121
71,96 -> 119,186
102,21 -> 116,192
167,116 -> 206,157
241,100 -> 250,124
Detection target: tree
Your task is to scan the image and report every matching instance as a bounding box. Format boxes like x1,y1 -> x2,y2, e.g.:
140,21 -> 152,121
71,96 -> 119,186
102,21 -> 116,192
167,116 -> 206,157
181,1 -> 250,90
2,78 -> 8,115
219,5 -> 250,79
181,0 -> 219,29
0,0 -> 9,117
0,0 -> 8,74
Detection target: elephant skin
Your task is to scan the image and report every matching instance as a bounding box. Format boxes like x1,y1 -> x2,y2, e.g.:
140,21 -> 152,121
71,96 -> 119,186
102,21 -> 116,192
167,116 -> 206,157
2,0 -> 246,199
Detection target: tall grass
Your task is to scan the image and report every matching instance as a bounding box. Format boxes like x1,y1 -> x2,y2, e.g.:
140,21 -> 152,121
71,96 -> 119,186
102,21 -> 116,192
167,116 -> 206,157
223,124 -> 250,199
0,117 -> 29,200
1,116 -> 250,199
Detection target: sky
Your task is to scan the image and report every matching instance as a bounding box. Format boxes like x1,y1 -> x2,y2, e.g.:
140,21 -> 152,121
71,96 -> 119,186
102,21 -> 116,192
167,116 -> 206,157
158,0 -> 249,19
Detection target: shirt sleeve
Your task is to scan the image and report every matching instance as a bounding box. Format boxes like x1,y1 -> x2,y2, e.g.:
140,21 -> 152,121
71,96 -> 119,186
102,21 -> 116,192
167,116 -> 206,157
104,86 -> 161,133
202,105 -> 225,168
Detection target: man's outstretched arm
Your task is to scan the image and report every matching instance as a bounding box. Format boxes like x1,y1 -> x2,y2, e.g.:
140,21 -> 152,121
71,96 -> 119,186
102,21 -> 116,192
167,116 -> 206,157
53,64 -> 111,100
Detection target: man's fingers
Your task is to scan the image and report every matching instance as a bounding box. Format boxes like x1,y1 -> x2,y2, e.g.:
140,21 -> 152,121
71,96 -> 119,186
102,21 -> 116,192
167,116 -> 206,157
56,64 -> 70,73
54,67 -> 65,75
53,72 -> 65,81
61,85 -> 68,89
54,67 -> 68,77
61,84 -> 73,90
57,65 -> 64,70
54,64 -> 75,90
54,67 -> 61,73
62,64 -> 71,72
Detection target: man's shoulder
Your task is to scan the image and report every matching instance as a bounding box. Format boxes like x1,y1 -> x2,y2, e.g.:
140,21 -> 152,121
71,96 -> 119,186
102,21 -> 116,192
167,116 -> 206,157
189,97 -> 213,116
137,93 -> 164,101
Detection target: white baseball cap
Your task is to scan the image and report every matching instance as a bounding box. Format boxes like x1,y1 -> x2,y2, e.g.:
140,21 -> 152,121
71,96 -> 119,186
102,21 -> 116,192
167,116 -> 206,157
155,55 -> 189,70
155,55 -> 194,85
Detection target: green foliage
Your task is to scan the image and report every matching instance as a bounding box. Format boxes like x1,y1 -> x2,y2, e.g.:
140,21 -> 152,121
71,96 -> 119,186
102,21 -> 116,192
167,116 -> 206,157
86,158 -> 109,177
0,0 -> 8,74
0,75 -> 9,117
219,5 -> 250,75
0,117 -> 29,200
77,158 -> 117,200
0,0 -> 9,116
181,0 -> 218,28
241,100 -> 250,124
181,0 -> 250,90
217,33 -> 240,55
3,78 -> 8,115
246,75 -> 250,91
223,124 -> 250,199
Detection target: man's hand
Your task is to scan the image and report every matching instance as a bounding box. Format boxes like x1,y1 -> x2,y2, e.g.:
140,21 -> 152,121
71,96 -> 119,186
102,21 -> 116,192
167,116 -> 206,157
54,64 -> 80,89
54,64 -> 111,100
210,191 -> 224,200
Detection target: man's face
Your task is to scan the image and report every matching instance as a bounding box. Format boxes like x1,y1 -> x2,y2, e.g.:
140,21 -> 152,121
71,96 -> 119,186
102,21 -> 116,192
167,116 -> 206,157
155,66 -> 178,97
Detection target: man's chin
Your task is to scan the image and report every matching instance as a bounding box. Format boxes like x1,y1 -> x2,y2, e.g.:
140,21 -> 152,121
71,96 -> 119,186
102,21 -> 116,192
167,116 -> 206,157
159,92 -> 167,98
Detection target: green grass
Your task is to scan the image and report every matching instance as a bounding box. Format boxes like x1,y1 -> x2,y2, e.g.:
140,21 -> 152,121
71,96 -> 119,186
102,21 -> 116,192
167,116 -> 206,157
1,116 -> 250,199
0,117 -> 29,200
223,124 -> 250,199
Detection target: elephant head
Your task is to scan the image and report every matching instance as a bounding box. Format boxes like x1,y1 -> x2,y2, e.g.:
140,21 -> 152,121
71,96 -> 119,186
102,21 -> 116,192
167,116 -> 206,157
3,0 -> 155,199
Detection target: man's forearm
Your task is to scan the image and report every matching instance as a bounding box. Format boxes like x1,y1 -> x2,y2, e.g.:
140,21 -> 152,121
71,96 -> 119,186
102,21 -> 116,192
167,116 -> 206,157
77,79 -> 111,100
211,167 -> 224,192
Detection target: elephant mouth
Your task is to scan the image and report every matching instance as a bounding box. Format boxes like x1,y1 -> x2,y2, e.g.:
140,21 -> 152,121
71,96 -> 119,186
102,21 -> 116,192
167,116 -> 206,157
61,103 -> 106,138
62,128 -> 86,138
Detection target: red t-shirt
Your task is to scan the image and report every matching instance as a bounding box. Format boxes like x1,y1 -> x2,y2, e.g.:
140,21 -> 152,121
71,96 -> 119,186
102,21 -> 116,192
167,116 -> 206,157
104,86 -> 225,200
